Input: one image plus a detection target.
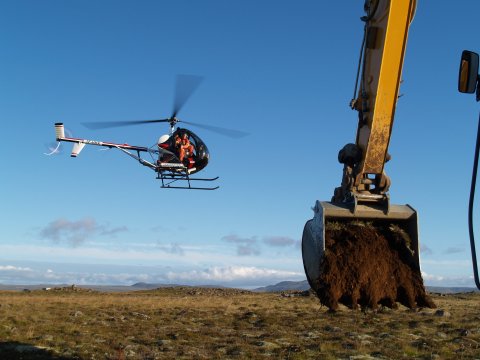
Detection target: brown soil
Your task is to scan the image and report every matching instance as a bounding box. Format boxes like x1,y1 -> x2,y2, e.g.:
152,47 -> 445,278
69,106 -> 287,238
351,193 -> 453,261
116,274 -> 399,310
315,221 -> 436,310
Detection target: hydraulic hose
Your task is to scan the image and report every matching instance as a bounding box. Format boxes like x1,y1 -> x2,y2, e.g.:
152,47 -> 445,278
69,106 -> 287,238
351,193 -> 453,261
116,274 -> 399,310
468,112 -> 480,290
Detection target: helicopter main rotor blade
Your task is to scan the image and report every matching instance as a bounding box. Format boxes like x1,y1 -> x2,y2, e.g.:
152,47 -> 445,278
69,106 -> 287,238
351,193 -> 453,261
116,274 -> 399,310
82,119 -> 171,130
179,120 -> 250,139
172,74 -> 204,118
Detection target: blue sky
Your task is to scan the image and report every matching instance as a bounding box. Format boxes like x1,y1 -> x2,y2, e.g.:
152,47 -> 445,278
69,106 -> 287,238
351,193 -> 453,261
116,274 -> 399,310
2,0 -> 480,288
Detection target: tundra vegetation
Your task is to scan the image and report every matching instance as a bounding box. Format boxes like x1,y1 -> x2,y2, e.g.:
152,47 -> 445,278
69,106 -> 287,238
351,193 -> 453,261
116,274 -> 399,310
0,287 -> 479,359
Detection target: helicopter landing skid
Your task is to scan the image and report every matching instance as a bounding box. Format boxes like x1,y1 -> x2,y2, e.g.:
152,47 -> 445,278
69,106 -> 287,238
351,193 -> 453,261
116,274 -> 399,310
156,171 -> 219,190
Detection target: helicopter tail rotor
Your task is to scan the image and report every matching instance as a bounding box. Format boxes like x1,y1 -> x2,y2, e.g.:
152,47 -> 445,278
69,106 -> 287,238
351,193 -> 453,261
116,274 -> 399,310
44,123 -> 74,156
44,142 -> 62,156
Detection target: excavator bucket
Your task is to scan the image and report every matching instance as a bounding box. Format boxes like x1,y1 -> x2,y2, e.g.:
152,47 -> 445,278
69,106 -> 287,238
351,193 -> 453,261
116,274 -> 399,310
302,200 -> 422,307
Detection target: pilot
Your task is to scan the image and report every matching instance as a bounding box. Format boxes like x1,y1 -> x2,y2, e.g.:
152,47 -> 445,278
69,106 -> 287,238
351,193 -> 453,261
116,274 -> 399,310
178,132 -> 194,162
174,133 -> 182,149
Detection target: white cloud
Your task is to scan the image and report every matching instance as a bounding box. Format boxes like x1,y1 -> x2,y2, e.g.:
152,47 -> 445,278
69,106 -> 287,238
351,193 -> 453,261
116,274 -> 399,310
0,264 -> 45,283
165,266 -> 303,286
157,242 -> 185,256
443,247 -> 465,255
0,265 -> 32,272
237,245 -> 260,256
421,259 -> 471,267
221,234 -> 301,255
0,243 -> 197,262
263,236 -> 296,247
420,244 -> 433,256
422,271 -> 476,287
0,260 -> 477,290
0,262 -> 304,288
39,218 -> 128,246
221,234 -> 260,256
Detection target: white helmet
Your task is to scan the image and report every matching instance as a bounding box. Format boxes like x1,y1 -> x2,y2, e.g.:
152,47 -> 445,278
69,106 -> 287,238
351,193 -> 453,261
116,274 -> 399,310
158,134 -> 170,145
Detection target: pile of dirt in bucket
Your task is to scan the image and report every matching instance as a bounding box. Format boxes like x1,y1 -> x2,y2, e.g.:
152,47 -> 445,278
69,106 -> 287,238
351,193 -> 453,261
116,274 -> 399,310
315,221 -> 436,310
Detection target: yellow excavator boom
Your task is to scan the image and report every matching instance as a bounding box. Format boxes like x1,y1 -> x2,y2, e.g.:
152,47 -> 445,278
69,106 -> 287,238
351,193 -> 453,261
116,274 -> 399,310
356,0 -> 416,176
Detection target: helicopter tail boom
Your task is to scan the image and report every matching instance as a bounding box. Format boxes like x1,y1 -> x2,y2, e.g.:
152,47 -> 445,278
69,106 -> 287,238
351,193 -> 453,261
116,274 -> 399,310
53,123 -> 153,157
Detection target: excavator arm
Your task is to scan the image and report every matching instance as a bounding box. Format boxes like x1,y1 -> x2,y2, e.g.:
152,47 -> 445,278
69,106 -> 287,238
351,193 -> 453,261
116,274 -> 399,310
301,0 -> 434,310
334,0 -> 417,207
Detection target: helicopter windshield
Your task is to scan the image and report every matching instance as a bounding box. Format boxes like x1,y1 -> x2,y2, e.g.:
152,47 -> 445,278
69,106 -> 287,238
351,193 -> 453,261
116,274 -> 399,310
158,128 -> 209,173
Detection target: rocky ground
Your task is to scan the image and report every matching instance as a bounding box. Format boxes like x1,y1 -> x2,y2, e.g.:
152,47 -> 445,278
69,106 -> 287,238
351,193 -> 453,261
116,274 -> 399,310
0,287 -> 479,359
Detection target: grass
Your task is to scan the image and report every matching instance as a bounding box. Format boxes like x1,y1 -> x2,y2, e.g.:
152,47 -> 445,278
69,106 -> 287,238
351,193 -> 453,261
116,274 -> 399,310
0,287 -> 479,359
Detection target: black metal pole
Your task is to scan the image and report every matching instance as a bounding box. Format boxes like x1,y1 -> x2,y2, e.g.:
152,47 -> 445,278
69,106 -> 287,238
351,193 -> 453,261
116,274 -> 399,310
468,112 -> 480,290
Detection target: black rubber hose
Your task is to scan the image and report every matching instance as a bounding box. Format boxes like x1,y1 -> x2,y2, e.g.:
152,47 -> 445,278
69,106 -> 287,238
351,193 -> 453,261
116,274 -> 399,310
468,112 -> 480,290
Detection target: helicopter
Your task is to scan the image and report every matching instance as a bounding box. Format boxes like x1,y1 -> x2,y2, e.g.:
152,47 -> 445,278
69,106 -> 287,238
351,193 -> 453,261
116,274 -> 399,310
50,75 -> 248,190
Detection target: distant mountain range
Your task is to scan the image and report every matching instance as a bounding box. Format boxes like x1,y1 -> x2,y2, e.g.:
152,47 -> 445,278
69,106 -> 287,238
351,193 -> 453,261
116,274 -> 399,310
0,280 -> 477,294
252,281 -> 479,294
425,286 -> 479,294
253,280 -> 310,292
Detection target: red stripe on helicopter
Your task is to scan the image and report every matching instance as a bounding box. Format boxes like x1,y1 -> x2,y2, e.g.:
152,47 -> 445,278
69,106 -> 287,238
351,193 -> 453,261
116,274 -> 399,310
61,137 -> 149,151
